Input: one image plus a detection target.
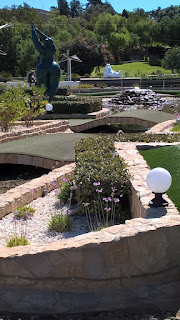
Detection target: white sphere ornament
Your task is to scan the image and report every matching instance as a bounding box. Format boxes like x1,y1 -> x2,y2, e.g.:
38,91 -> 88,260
146,167 -> 172,194
46,103 -> 53,112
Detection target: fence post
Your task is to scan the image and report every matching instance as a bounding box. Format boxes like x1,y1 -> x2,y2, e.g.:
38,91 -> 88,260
163,79 -> 165,90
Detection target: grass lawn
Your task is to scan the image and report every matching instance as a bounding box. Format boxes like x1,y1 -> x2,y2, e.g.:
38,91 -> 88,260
139,145 -> 180,211
91,62 -> 172,77
171,123 -> 180,132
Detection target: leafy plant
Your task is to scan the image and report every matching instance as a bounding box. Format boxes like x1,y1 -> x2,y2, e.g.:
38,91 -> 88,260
57,180 -> 77,205
21,85 -> 48,127
6,235 -> 30,247
0,85 -> 25,131
0,71 -> 12,82
13,206 -> 35,220
48,212 -> 72,232
52,96 -> 102,114
75,136 -> 131,220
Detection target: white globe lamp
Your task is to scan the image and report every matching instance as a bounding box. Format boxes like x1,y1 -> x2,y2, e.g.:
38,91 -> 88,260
45,103 -> 53,113
146,167 -> 172,207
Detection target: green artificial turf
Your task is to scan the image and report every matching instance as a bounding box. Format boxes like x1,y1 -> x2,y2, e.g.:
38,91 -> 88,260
110,110 -> 175,123
0,133 -> 92,162
139,145 -> 180,211
91,62 -> 171,78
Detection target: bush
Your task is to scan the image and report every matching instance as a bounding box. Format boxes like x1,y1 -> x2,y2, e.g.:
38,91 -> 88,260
114,132 -> 180,143
48,213 -> 72,232
13,206 -> 35,220
80,83 -> 94,89
149,59 -> 162,67
6,235 -> 30,247
0,71 -> 12,82
56,87 -> 71,96
0,85 -> 25,131
52,97 -> 102,114
75,136 -> 131,221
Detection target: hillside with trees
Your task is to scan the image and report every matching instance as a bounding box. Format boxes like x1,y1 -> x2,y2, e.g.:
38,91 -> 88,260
0,2 -> 180,77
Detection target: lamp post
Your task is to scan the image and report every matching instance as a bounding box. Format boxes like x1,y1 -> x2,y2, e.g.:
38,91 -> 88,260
46,103 -> 53,114
146,167 -> 172,207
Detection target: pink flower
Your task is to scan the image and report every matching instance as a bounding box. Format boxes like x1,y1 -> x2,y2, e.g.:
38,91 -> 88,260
83,202 -> 90,207
104,207 -> 111,212
93,182 -> 100,186
62,178 -> 68,183
96,188 -> 103,193
114,198 -> 120,203
70,185 -> 78,190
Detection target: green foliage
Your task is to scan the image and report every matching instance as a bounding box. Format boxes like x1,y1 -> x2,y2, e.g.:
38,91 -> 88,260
0,85 -> 25,131
75,136 -> 131,219
149,59 -> 162,67
115,133 -> 180,143
0,71 -> 12,82
0,85 -> 47,131
162,47 -> 180,73
91,62 -> 171,78
52,96 -> 102,114
171,123 -> 180,132
21,85 -> 48,127
56,87 -> 71,96
57,180 -> 77,205
48,213 -> 72,232
6,235 -> 30,247
13,206 -> 35,220
59,37 -> 113,76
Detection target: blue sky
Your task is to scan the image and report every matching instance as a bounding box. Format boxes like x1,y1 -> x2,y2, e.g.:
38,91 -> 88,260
0,0 -> 179,13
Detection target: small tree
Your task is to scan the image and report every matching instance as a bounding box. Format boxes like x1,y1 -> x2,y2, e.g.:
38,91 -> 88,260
0,85 -> 24,131
162,46 -> 180,73
0,85 -> 47,131
21,85 -> 48,127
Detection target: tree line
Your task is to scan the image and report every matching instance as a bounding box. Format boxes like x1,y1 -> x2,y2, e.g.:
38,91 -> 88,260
0,2 -> 180,77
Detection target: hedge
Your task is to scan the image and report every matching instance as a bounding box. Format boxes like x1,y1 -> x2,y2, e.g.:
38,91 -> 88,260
52,97 -> 102,114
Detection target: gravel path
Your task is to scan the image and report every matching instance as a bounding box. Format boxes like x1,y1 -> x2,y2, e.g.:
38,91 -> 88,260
0,190 -> 89,247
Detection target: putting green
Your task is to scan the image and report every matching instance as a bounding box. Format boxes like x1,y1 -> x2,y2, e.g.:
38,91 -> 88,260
0,133 -> 92,162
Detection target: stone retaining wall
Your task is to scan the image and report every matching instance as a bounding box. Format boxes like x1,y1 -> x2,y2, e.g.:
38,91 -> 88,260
0,163 -> 75,219
0,142 -> 179,314
0,120 -> 69,144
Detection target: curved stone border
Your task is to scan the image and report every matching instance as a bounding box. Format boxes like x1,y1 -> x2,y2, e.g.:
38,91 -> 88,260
147,119 -> 177,134
0,120 -> 69,144
0,163 -> 75,219
115,142 -> 179,218
0,142 -> 179,314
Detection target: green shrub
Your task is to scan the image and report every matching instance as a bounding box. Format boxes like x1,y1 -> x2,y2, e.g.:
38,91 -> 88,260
57,180 -> 77,205
56,87 -> 71,96
48,213 -> 72,232
6,235 -> 30,247
0,71 -> 12,82
114,132 -> 180,143
52,97 -> 102,114
0,85 -> 25,131
149,59 -> 162,67
75,136 -> 131,221
13,206 -> 35,220
80,83 -> 94,89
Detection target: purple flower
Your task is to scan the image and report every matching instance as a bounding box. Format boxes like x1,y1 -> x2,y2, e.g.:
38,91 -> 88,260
93,182 -> 100,186
96,188 -> 103,193
114,198 -> 120,203
30,188 -> 35,193
62,178 -> 68,183
83,202 -> 90,207
53,189 -> 61,194
70,185 -> 78,190
103,197 -> 108,202
104,207 -> 111,212
13,210 -> 18,214
107,197 -> 112,202
51,181 -> 56,187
